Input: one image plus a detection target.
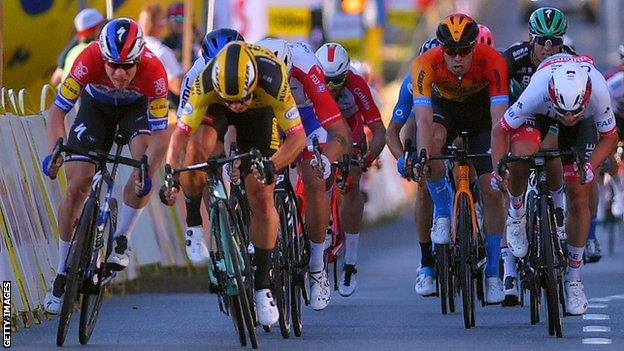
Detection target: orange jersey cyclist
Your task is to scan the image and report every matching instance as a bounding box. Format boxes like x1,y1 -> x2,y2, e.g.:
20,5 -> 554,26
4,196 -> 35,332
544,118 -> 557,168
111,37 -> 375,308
163,41 -> 306,327
411,13 -> 509,304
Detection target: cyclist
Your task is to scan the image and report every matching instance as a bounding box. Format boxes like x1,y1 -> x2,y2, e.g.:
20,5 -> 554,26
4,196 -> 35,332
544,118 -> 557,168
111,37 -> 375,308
256,38 -> 352,308
386,37 -> 440,296
162,41 -> 306,326
412,13 -> 509,303
42,18 -> 170,314
316,42 -> 387,298
500,6 -> 579,304
491,55 -> 619,315
477,24 -> 495,48
171,28 -> 245,264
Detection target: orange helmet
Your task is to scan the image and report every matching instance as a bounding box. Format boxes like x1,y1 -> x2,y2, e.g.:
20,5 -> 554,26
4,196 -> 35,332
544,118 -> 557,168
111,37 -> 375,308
436,13 -> 479,48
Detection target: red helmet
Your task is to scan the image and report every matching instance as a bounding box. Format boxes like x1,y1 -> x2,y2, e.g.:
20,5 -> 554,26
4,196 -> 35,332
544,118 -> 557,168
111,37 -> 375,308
477,24 -> 494,47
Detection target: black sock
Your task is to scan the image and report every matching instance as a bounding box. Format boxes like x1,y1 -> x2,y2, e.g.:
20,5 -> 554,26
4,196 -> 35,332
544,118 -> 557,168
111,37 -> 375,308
420,242 -> 434,268
185,193 -> 203,227
254,248 -> 274,290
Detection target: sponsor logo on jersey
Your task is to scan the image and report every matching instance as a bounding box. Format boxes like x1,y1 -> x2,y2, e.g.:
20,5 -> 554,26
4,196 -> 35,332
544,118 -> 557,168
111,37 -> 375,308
60,77 -> 81,100
353,87 -> 371,110
180,102 -> 193,115
596,117 -> 614,128
153,78 -> 167,96
285,106 -> 299,120
73,61 -> 88,80
149,97 -> 169,118
407,82 -> 413,94
417,69 -> 426,95
512,47 -> 529,59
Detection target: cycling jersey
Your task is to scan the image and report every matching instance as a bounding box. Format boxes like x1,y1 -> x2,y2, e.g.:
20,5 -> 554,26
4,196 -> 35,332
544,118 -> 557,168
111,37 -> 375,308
501,54 -> 616,136
503,41 -> 576,102
607,71 -> 624,115
391,74 -> 414,125
54,42 -> 170,132
177,56 -> 207,118
177,43 -> 303,137
411,44 -> 509,106
334,68 -> 382,124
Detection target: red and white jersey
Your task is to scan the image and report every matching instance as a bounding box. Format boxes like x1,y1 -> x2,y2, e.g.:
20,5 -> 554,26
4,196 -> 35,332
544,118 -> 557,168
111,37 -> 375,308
334,68 -> 383,126
54,42 -> 169,131
288,41 -> 342,129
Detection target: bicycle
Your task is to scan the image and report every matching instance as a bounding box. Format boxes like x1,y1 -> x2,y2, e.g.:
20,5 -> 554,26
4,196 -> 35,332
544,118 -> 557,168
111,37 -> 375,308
48,135 -> 148,347
409,131 -> 488,329
165,149 -> 272,349
498,148 -> 586,338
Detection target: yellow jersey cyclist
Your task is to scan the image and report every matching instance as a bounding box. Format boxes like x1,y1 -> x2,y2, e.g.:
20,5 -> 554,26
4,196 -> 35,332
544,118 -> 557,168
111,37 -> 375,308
162,41 -> 306,327
412,13 -> 509,304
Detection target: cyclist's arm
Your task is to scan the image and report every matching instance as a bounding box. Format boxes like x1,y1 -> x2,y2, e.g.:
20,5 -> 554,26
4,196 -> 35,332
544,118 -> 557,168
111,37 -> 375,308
271,95 -> 306,170
387,75 -> 413,159
412,57 -> 434,156
589,73 -> 619,169
44,104 -> 67,152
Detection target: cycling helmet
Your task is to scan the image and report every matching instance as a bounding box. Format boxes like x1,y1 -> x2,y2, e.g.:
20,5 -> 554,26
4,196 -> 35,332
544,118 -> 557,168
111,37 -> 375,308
529,7 -> 567,37
167,2 -> 184,17
201,28 -> 244,61
316,43 -> 350,77
211,42 -> 258,102
548,61 -> 592,117
256,37 -> 293,73
436,13 -> 479,48
418,37 -> 441,55
619,43 -> 624,60
477,24 -> 494,47
99,18 -> 145,64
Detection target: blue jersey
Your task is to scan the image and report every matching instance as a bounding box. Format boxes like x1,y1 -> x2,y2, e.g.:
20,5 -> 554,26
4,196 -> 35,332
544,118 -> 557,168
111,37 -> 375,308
391,74 -> 414,125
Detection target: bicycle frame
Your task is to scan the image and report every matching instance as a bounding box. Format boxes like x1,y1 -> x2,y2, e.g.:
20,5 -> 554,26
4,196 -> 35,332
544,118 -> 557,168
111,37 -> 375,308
451,163 -> 480,244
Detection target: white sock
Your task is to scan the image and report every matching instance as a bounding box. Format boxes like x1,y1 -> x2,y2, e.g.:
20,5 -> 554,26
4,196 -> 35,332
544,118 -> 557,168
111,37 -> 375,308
57,239 -> 71,275
114,203 -> 144,241
309,241 -> 325,272
549,185 -> 565,211
501,247 -> 517,279
508,193 -> 525,218
566,245 -> 584,282
344,232 -> 359,265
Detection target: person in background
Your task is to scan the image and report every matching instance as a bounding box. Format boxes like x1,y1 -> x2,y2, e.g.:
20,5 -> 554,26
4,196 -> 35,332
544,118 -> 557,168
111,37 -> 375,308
51,8 -> 104,86
138,4 -> 183,124
163,2 -> 200,63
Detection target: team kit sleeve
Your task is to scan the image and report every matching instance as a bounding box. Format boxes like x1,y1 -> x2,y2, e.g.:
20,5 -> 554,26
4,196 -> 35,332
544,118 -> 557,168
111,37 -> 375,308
411,55 -> 434,106
297,65 -> 342,128
591,71 -> 617,136
345,72 -> 382,125
391,74 -> 414,125
606,72 -> 624,115
485,49 -> 510,106
54,42 -> 101,113
271,82 -> 304,136
144,57 -> 170,132
177,68 -> 212,135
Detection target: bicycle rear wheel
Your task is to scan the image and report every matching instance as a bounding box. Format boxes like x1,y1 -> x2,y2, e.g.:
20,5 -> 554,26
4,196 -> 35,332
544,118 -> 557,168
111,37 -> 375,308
56,198 -> 96,347
222,202 -> 259,348
79,199 -> 117,345
458,195 -> 475,329
541,198 -> 562,338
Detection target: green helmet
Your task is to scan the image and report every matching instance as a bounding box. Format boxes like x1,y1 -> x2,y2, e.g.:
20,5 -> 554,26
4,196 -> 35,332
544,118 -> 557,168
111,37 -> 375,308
529,7 -> 567,36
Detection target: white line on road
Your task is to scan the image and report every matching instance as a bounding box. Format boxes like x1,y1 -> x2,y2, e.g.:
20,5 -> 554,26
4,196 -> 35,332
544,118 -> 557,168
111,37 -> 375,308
582,338 -> 612,345
588,303 -> 608,309
583,326 -> 611,332
583,314 -> 611,321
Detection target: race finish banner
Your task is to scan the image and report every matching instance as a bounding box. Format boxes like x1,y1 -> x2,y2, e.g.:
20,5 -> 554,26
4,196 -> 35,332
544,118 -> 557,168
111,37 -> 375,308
266,0 -> 312,42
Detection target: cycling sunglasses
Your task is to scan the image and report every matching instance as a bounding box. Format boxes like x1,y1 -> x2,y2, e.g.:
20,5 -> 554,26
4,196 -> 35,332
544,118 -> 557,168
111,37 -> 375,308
326,74 -> 346,89
554,105 -> 585,118
222,94 -> 254,106
105,61 -> 137,71
443,46 -> 473,57
169,14 -> 184,23
533,35 -> 564,47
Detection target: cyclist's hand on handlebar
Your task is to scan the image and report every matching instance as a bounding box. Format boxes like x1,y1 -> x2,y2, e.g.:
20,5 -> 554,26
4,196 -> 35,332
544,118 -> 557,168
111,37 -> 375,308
41,154 -> 63,179
251,158 -> 276,185
224,159 -> 242,184
310,153 -> 331,180
133,169 -> 152,197
338,174 -> 354,194
490,170 -> 509,192
159,184 -> 179,206
397,155 -> 407,178
576,162 -> 595,184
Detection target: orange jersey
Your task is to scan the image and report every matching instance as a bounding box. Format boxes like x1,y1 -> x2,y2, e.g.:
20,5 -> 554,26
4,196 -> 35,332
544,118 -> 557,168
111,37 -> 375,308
411,43 -> 509,106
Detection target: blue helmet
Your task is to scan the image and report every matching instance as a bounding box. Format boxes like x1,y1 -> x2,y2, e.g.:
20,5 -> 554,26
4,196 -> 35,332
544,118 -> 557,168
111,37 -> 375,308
418,37 -> 441,55
201,28 -> 245,61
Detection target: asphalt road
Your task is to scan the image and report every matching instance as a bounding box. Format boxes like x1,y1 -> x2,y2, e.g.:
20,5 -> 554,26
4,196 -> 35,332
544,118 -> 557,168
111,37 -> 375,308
10,208 -> 624,350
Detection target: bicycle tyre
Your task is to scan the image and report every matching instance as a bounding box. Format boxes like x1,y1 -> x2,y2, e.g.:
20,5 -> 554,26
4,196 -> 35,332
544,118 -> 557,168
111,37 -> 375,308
436,244 -> 450,315
290,196 -> 307,337
529,276 -> 540,325
275,198 -> 292,339
541,197 -> 562,338
79,199 -> 117,344
56,198 -> 96,346
222,202 -> 259,348
458,195 -> 475,329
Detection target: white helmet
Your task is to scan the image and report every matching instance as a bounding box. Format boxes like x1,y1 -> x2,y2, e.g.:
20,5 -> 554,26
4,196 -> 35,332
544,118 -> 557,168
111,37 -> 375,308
256,37 -> 292,73
315,43 -> 350,78
548,61 -> 592,117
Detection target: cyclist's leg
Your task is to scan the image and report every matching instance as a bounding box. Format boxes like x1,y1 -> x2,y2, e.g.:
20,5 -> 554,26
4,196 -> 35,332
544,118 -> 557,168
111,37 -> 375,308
559,118 -> 596,315
233,107 -> 280,325
543,126 -> 567,240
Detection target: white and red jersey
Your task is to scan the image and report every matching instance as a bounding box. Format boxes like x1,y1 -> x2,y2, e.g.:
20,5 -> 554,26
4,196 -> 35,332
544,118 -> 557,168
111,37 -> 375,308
288,41 -> 342,130
500,53 -> 616,137
334,68 -> 383,126
54,42 -> 170,132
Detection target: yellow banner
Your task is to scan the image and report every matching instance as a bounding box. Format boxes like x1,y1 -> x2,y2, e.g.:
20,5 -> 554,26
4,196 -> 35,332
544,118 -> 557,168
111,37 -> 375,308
267,7 -> 311,37
387,10 -> 420,31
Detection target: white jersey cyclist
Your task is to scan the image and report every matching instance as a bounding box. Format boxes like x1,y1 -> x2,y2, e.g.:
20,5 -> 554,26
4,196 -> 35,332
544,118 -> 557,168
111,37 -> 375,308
501,53 -> 615,135
607,71 -> 624,115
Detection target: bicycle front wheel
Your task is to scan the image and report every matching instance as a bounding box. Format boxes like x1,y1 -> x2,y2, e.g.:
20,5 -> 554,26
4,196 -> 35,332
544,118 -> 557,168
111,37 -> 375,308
57,198 -> 96,347
541,197 -> 562,338
275,197 -> 293,339
458,194 -> 475,329
436,244 -> 450,315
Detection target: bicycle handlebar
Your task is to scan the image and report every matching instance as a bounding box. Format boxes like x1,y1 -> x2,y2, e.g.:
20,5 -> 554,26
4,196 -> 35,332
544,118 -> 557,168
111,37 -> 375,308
497,148 -> 587,184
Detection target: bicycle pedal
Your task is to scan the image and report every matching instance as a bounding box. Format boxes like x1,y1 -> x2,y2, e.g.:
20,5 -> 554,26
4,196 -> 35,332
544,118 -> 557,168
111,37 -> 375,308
483,301 -> 502,306
423,292 -> 438,298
